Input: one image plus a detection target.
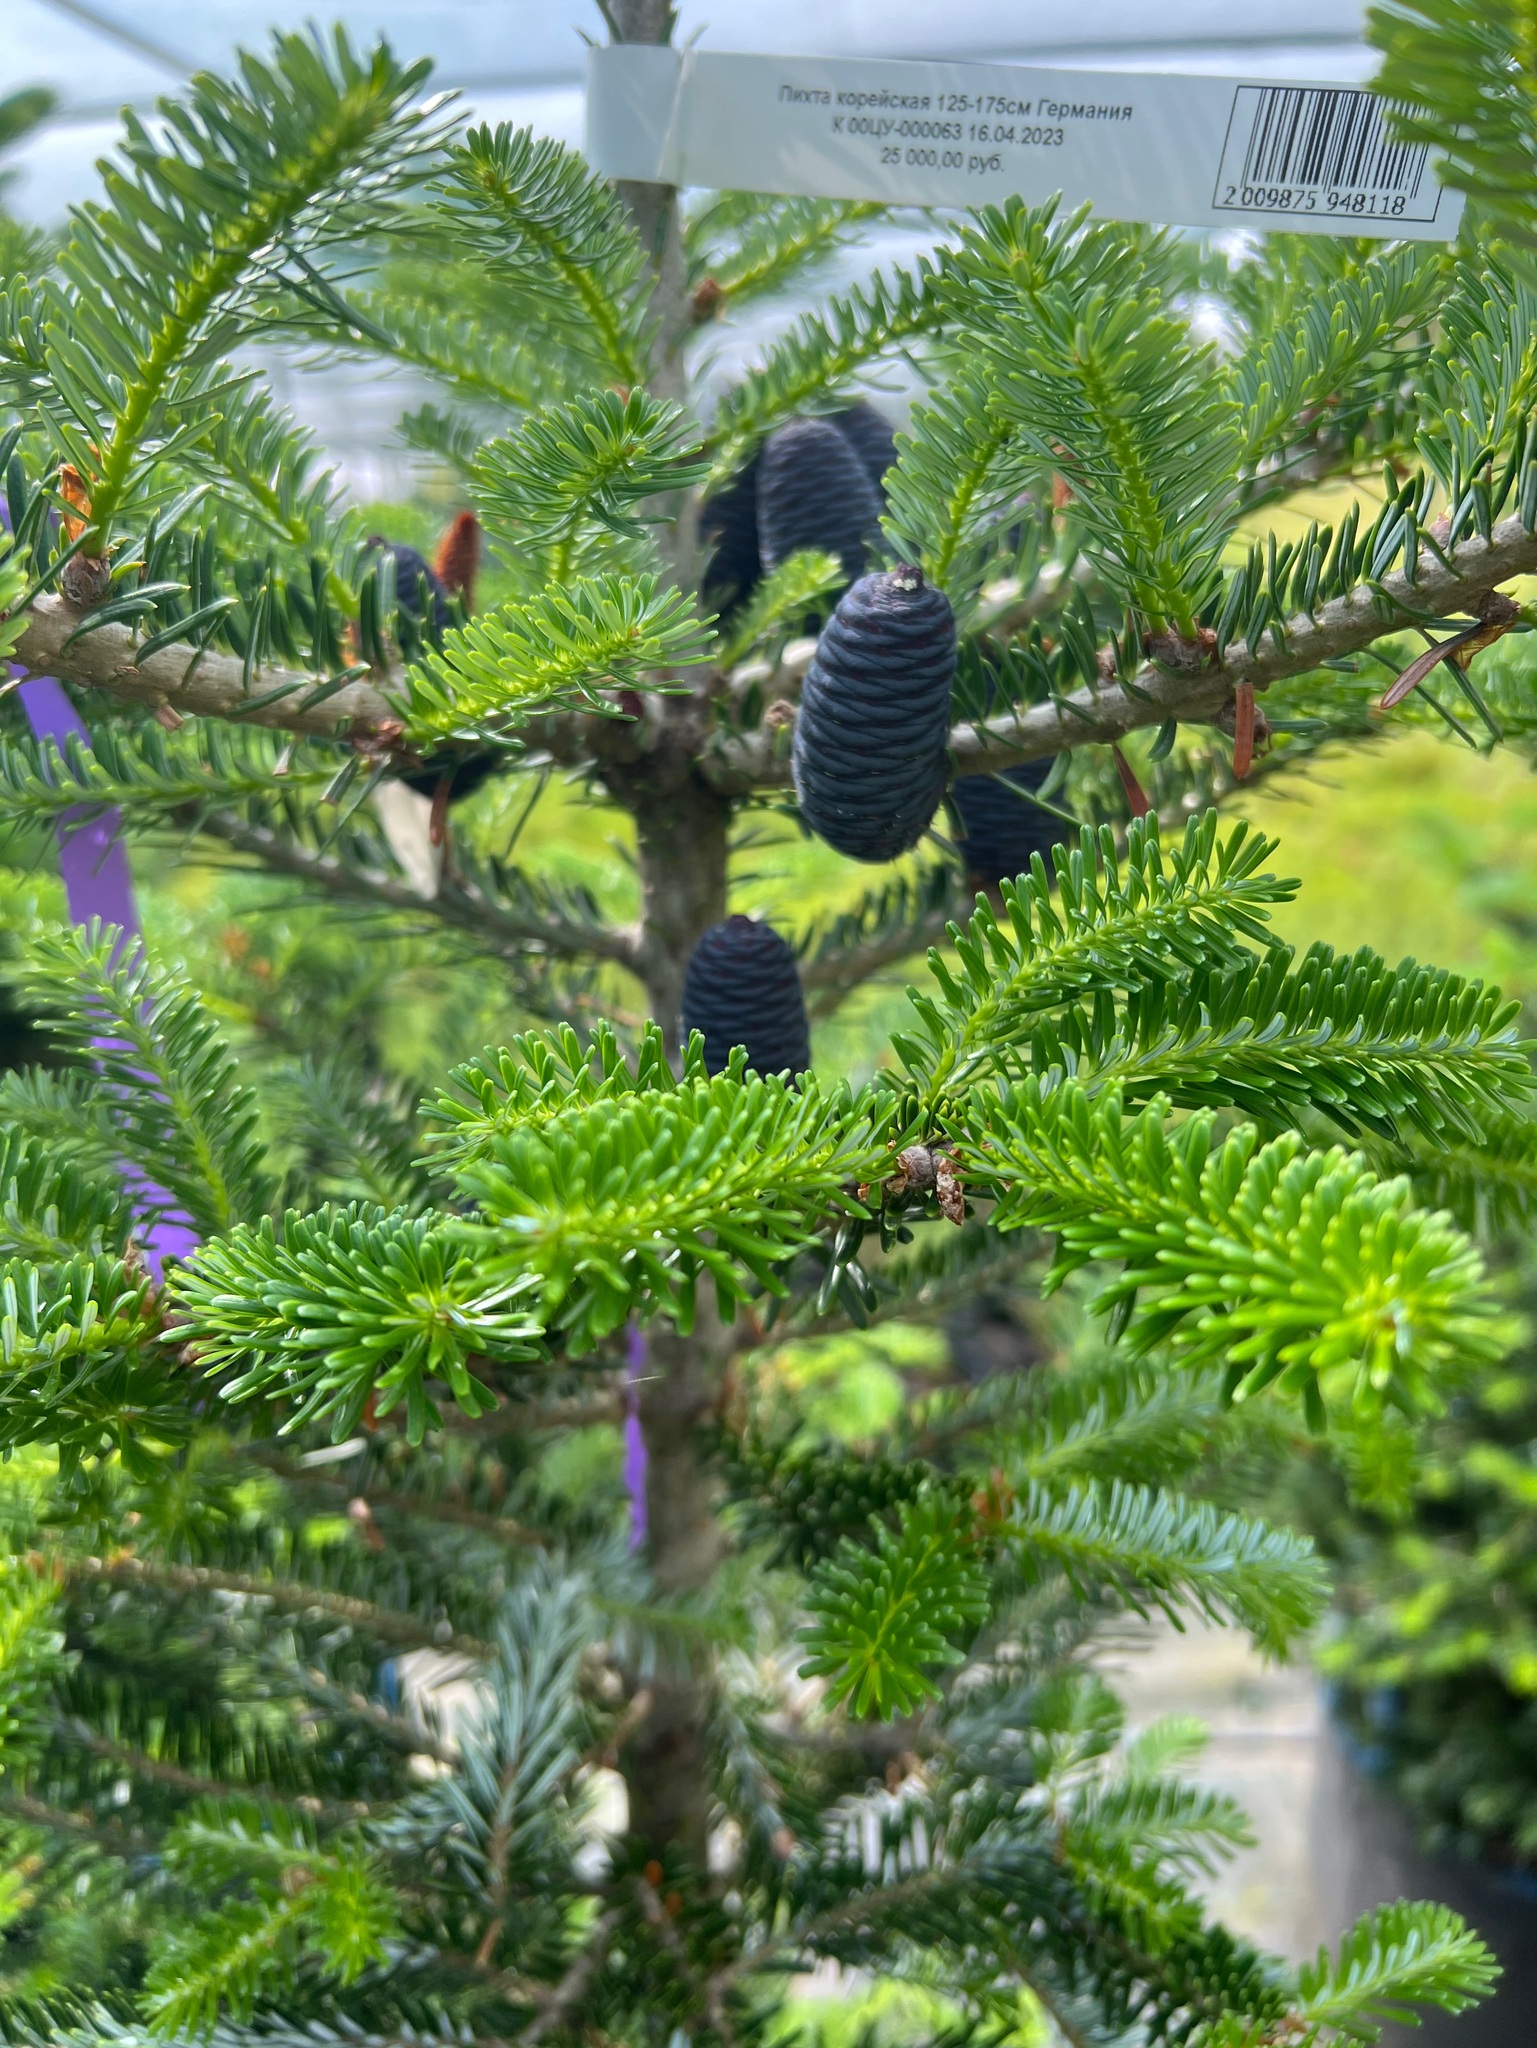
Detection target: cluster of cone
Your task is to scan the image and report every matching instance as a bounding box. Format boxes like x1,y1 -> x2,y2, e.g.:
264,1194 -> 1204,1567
687,406 -> 1071,1081
378,422 -> 1072,1081
701,401 -> 897,618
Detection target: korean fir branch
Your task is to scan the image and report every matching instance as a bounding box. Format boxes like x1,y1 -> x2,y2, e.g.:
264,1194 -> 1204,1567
950,1080 -> 1501,1429
468,389 -> 710,584
8,568 -> 711,747
708,261 -> 946,480
685,194 -> 888,314
9,32 -> 445,562
1369,0 -> 1537,244
431,124 -> 650,388
977,244 -> 1241,640
1229,240 -> 1444,486
191,805 -> 644,975
799,1484 -> 1325,1721
8,920 -> 269,1238
895,811 -> 1294,1108
0,1252 -> 184,1472
0,718 -> 634,971
1009,940 -> 1534,1148
169,1028 -> 888,1434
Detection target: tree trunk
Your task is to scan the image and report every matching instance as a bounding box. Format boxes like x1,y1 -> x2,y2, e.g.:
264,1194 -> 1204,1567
602,0 -> 732,1876
612,730 -> 730,1047
608,735 -> 730,1867
621,1301 -> 734,1868
606,0 -> 698,593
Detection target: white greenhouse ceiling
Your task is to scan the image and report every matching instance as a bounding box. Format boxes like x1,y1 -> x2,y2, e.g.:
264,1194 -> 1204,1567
5,0 -> 1378,219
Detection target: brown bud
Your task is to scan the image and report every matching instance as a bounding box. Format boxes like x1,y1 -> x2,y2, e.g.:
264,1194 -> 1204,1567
935,1153 -> 965,1226
1473,588 -> 1521,632
691,276 -> 726,322
61,554 -> 112,609
1143,626 -> 1218,672
884,1144 -> 938,1199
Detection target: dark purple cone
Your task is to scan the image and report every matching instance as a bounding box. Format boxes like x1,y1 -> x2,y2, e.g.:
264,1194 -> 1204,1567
681,916 -> 811,1078
834,400 -> 898,497
949,761 -> 1069,884
367,538 -> 451,637
700,454 -> 762,622
398,749 -> 500,804
757,417 -> 883,584
792,566 -> 957,864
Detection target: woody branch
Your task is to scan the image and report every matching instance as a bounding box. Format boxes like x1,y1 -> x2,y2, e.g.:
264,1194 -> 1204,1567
10,514 -> 1537,785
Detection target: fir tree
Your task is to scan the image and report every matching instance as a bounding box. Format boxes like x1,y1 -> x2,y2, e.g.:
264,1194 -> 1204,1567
0,1 -> 1533,2041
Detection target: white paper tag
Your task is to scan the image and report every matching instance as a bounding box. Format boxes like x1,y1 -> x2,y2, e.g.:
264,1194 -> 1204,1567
586,46 -> 1463,241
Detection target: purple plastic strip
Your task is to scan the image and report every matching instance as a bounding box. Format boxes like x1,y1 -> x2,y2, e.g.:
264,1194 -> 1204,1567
15,675 -> 138,933
624,1320 -> 649,1551
11,667 -> 200,1277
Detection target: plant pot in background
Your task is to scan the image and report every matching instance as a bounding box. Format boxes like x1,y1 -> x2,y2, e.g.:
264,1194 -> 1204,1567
1311,1721 -> 1537,2044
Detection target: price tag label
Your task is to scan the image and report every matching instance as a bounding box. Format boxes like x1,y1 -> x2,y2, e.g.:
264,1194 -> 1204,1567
587,46 -> 1462,240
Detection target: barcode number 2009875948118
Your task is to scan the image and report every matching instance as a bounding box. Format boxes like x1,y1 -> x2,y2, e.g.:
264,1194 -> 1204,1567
1213,86 -> 1438,223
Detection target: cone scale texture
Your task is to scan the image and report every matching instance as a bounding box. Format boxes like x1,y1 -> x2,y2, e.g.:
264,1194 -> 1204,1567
793,566 -> 957,863
681,916 -> 811,1077
757,416 -> 883,582
700,454 -> 763,620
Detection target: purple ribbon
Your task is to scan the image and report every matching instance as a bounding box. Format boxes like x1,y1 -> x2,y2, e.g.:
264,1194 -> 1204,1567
11,667 -> 200,1278
624,1320 -> 648,1551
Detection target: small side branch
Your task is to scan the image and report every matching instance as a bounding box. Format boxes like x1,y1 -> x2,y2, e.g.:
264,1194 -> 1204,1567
252,1450 -> 545,1548
196,811 -> 643,971
73,1553 -> 492,1659
799,894 -> 967,1019
0,1788 -> 157,1855
50,1715 -> 373,1820
796,864 -> 972,1019
293,1666 -> 461,1767
637,1877 -> 742,2048
9,598 -> 648,776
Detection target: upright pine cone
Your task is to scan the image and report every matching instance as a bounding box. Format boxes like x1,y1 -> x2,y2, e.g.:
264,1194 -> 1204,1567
366,537 -> 451,636
703,405 -> 897,622
949,761 -> 1067,885
681,916 -> 811,1078
834,400 -> 899,497
700,454 -> 762,622
757,416 -> 882,583
793,566 -> 957,863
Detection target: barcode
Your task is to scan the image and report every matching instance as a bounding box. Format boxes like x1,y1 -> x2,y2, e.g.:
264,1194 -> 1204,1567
1214,85 -> 1442,225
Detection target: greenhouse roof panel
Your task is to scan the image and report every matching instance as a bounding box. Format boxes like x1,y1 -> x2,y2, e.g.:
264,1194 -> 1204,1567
11,0 -> 1371,110
2,0 -> 1374,218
